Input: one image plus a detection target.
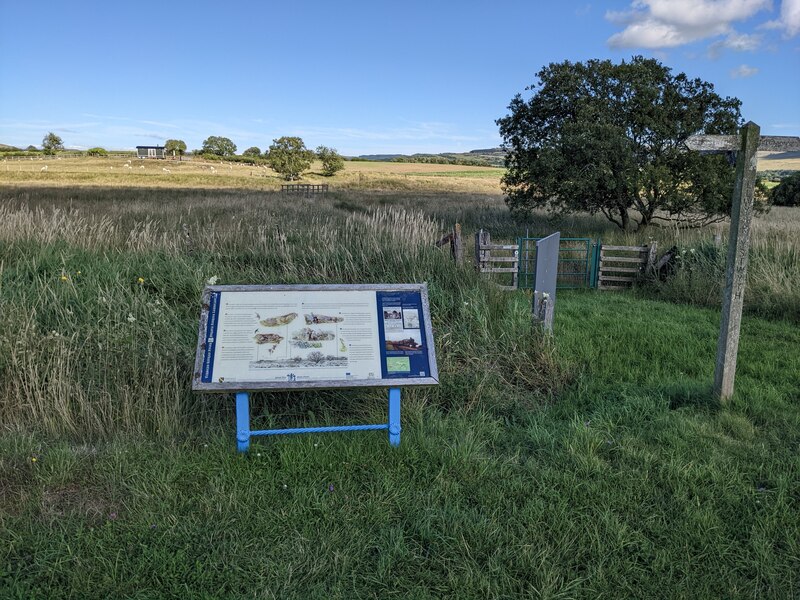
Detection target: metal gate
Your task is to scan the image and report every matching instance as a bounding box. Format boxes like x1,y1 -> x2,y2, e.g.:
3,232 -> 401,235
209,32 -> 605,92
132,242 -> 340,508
518,237 -> 599,290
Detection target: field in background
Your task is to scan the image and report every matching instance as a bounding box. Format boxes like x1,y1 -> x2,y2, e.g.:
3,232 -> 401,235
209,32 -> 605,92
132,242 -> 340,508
0,156 -> 505,194
1,162 -> 799,597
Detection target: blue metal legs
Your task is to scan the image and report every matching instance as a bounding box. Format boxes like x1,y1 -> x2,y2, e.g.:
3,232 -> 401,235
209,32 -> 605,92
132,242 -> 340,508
236,392 -> 251,452
233,388 -> 402,452
388,387 -> 401,447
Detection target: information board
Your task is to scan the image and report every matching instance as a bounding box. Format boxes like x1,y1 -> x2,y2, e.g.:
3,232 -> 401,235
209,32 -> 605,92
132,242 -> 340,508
192,284 -> 438,391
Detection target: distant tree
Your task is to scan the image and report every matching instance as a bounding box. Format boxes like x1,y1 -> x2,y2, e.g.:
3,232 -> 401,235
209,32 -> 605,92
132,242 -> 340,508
266,137 -> 314,180
316,146 -> 345,176
771,172 -> 800,207
165,139 -> 187,160
41,132 -> 64,155
201,136 -> 237,157
242,146 -> 262,157
86,147 -> 108,157
25,145 -> 38,152
497,56 -> 744,230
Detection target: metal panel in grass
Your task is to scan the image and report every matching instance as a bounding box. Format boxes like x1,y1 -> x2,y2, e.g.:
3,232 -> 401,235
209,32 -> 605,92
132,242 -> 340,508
532,232 -> 560,332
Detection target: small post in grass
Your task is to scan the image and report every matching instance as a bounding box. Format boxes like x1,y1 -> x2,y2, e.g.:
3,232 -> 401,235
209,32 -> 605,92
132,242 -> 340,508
451,223 -> 463,264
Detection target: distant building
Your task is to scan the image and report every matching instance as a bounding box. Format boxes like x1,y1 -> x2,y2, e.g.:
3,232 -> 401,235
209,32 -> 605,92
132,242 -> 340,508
136,145 -> 165,159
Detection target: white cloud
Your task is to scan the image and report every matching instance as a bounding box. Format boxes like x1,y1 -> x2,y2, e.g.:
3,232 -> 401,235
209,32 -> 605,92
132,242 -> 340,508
708,31 -> 762,56
730,63 -> 760,76
761,0 -> 800,35
607,0 -> 772,48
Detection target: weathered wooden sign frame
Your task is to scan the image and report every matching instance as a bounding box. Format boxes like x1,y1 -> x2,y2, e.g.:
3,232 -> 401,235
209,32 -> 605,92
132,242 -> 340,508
698,128 -> 800,401
192,283 -> 439,451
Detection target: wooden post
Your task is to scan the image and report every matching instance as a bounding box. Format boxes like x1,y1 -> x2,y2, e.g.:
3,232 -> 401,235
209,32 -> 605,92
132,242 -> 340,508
713,121 -> 760,403
646,241 -> 658,275
451,223 -> 463,264
475,229 -> 490,271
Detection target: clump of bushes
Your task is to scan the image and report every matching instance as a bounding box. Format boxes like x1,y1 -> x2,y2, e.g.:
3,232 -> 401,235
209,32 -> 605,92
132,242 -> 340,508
770,172 -> 800,207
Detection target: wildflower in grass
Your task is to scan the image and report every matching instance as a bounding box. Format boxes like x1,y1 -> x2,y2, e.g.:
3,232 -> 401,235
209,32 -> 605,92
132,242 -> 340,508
207,275 -> 219,285
108,512 -> 118,521
76,270 -> 81,275
328,483 -> 334,493
60,275 -> 68,282
127,313 -> 136,323
31,457 -> 37,463
137,277 -> 145,284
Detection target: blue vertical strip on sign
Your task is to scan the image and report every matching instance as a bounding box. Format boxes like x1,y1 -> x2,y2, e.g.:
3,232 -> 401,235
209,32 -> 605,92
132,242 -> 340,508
375,290 -> 430,380
201,291 -> 221,383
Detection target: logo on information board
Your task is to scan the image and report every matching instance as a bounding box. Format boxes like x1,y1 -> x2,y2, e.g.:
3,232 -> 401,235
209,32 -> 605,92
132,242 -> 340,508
287,373 -> 296,382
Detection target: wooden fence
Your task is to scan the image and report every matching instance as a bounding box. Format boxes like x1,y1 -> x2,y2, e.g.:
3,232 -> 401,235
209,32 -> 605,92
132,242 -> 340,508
281,184 -> 329,197
597,242 -> 657,290
475,229 -> 519,290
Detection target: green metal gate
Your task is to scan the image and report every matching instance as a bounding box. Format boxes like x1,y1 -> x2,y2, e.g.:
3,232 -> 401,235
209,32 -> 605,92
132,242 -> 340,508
517,237 -> 600,290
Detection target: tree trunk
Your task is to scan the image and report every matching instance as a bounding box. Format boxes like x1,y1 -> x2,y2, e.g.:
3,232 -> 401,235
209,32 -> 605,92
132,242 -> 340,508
619,207 -> 630,231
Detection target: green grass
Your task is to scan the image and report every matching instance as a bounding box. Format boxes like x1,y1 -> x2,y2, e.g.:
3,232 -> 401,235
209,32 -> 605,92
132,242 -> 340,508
1,293 -> 799,598
1,184 -> 799,598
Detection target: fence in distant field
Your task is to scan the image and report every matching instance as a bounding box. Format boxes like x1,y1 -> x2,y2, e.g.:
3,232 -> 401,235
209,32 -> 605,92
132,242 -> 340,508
281,184 -> 329,197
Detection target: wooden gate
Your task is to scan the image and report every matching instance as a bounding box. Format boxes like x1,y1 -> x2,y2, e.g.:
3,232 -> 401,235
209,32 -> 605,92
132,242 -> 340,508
475,229 -> 519,290
597,243 -> 657,290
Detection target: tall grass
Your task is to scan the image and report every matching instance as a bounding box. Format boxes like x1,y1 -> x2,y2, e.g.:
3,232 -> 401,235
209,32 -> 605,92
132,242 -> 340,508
0,187 -> 564,440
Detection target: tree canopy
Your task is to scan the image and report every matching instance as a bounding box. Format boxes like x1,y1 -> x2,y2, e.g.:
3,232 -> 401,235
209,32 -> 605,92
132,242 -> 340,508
242,146 -> 262,157
165,139 -> 187,159
201,136 -> 237,157
266,137 -> 314,180
42,132 -> 64,154
497,56 -> 743,230
316,146 -> 345,176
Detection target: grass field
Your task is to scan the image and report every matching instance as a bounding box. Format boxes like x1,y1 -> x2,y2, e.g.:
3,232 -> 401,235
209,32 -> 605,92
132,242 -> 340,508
1,161 -> 799,597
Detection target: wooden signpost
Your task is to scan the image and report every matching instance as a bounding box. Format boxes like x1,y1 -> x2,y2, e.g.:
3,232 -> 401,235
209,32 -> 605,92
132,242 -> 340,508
192,283 -> 439,451
698,126 -> 800,402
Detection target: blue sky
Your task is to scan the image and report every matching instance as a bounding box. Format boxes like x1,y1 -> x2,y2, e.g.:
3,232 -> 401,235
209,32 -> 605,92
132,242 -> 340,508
1,0 -> 798,155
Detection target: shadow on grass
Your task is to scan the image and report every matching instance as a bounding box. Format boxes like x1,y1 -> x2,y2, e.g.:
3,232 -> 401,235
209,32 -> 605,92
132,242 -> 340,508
661,381 -> 720,412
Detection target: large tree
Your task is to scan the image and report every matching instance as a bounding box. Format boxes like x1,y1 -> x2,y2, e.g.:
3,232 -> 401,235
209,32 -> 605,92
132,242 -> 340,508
497,56 -> 743,230
41,132 -> 64,155
201,136 -> 237,157
165,139 -> 187,160
266,137 -> 314,180
316,145 -> 345,176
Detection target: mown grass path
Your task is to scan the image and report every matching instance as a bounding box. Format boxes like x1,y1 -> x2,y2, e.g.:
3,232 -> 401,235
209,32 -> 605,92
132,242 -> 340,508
2,292 -> 798,599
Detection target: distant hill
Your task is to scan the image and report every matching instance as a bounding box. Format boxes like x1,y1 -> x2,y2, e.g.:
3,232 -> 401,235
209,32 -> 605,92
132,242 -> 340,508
355,148 -> 506,167
0,143 -> 21,151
